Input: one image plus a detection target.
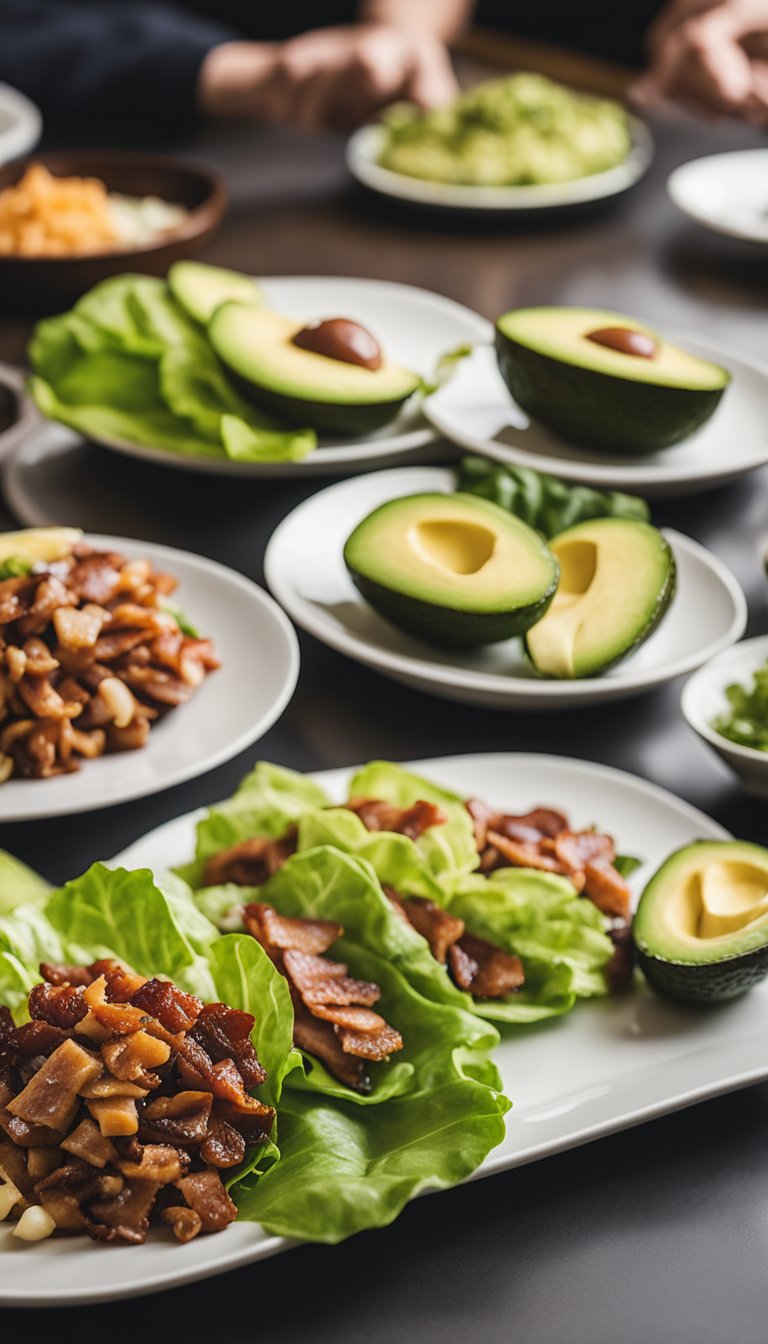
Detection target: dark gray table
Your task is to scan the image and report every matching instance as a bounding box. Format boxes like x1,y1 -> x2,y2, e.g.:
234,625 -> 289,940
2,105 -> 768,1342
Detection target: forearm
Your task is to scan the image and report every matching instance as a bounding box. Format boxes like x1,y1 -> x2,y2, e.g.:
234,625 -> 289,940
358,0 -> 474,41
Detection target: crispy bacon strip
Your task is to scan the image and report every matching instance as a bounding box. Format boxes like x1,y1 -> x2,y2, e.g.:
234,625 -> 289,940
382,886 -> 525,1001
242,900 -> 402,1093
468,799 -> 632,924
203,829 -> 298,888
346,796 -> 446,839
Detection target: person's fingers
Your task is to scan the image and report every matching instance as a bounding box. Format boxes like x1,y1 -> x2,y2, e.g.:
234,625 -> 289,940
403,38 -> 459,108
291,65 -> 345,131
651,17 -> 755,115
324,28 -> 412,128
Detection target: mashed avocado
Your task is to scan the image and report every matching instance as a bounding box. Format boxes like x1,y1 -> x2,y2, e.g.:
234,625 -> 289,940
378,73 -> 632,188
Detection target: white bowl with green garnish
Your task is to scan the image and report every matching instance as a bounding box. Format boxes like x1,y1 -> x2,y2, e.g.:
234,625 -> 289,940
682,635 -> 768,796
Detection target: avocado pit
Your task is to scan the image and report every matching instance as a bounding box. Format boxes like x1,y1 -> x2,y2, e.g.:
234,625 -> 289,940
292,318 -> 382,370
586,327 -> 657,359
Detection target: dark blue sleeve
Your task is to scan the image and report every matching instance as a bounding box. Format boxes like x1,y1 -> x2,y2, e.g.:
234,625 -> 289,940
0,0 -> 238,125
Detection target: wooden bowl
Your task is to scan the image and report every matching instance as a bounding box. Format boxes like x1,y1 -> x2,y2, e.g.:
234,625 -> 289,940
0,151 -> 228,311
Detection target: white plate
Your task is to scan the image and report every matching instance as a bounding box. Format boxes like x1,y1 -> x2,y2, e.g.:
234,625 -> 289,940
263,466 -> 746,710
668,150 -> 768,245
424,335 -> 768,497
347,118 -> 654,212
2,750 -> 746,1307
0,83 -> 41,167
32,277 -> 490,478
0,534 -> 299,821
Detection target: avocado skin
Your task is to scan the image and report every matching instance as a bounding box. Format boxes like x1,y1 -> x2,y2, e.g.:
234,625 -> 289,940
347,569 -> 557,647
524,533 -> 676,678
635,944 -> 768,1003
228,370 -> 416,437
495,328 -> 726,454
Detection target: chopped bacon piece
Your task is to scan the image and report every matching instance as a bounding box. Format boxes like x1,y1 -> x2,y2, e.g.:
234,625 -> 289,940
203,828 -> 298,888
28,982 -> 87,1030
12,1020 -> 71,1058
447,939 -> 479,991
605,923 -> 635,992
337,1023 -> 403,1060
129,978 -> 202,1033
190,1002 -> 266,1091
291,998 -> 370,1092
399,896 -> 465,964
40,962 -> 94,988
243,901 -> 342,955
175,1169 -> 237,1234
283,949 -> 381,1008
346,796 -> 446,840
453,934 -> 524,999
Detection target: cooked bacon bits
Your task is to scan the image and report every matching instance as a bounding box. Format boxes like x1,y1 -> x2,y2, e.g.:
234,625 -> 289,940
346,796 -> 446,839
203,829 -> 299,888
0,543 -> 219,782
383,886 -> 525,1000
243,901 -> 403,1094
468,798 -> 632,923
0,960 -> 274,1246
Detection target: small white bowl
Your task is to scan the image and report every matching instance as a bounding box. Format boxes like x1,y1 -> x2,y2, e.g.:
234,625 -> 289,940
682,635 -> 768,797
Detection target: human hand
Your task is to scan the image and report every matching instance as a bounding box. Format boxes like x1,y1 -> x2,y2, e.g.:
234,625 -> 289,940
632,0 -> 768,123
198,24 -> 458,131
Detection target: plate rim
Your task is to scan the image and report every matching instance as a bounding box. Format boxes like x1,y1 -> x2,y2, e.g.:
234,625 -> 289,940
0,531 -> 300,821
263,465 -> 747,702
0,81 -> 42,167
667,148 -> 768,245
0,750 -> 734,1306
424,332 -> 768,492
346,117 -> 654,211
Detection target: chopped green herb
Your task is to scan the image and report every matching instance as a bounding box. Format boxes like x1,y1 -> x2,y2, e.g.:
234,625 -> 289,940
161,601 -> 200,638
0,555 -> 33,581
712,661 -> 768,751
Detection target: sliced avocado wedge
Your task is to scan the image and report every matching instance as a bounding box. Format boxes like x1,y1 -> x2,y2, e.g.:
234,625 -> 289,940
634,840 -> 768,1002
0,527 -> 82,566
344,491 -> 559,647
208,305 -> 421,436
525,517 -> 675,678
495,306 -> 730,454
168,261 -> 263,325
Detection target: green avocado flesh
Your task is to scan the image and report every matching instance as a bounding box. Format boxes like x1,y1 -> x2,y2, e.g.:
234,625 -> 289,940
343,491 -> 559,647
525,517 -> 675,678
167,261 -> 263,325
208,305 -> 421,435
634,841 -> 768,1002
495,307 -> 730,454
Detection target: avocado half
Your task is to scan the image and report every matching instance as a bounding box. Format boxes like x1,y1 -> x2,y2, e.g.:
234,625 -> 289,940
344,491 -> 559,647
168,261 -> 263,325
525,517 -> 675,678
495,307 -> 730,454
208,305 -> 421,436
634,841 -> 768,1003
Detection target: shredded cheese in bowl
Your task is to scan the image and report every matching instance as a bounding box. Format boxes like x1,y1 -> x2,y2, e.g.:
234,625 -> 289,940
0,164 -> 187,257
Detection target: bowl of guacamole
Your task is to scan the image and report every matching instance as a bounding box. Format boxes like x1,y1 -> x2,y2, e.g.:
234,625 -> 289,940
347,73 -> 652,212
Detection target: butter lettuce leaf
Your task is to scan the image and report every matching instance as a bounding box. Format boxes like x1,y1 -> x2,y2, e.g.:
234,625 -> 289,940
28,274 -> 318,463
0,850 -> 51,914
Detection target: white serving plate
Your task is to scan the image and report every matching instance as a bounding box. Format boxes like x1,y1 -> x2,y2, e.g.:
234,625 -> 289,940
0,83 -> 41,167
263,466 -> 746,710
346,117 -> 654,212
21,277 -> 490,478
0,534 -> 299,821
682,634 -> 768,798
668,149 -> 768,245
424,335 -> 768,497
2,750 -> 751,1307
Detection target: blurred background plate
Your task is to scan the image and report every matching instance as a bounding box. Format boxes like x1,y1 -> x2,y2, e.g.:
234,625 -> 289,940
346,115 -> 653,214
0,83 -> 41,167
668,150 -> 768,244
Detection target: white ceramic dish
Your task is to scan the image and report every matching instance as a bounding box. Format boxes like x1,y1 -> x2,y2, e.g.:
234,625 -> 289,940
424,335 -> 768,498
0,534 -> 299,821
0,83 -> 41,167
682,635 -> 768,797
347,117 -> 654,212
668,150 -> 768,245
263,466 -> 746,710
2,750 -> 747,1307
24,277 -> 490,478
